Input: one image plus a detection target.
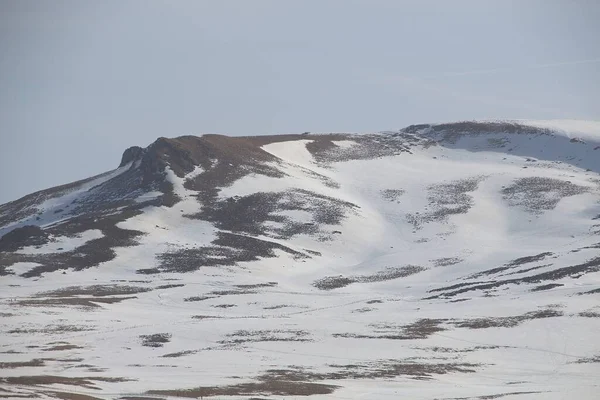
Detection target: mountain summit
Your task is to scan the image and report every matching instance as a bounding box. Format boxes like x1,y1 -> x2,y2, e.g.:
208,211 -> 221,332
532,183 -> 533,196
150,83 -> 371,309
1,120 -> 599,399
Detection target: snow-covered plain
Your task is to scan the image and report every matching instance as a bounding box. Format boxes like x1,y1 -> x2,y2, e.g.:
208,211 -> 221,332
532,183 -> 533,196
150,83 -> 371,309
1,121 -> 599,400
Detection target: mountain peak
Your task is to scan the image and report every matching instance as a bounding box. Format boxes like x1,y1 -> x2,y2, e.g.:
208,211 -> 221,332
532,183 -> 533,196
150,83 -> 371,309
119,145 -> 145,167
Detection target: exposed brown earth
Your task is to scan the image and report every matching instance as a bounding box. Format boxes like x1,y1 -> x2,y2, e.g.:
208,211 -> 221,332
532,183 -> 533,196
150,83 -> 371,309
452,309 -> 563,329
147,359 -> 479,398
0,376 -> 131,389
314,265 -> 426,290
427,257 -> 600,298
502,177 -> 588,213
407,177 -> 485,229
469,252 -> 553,279
140,333 -> 171,348
220,329 -> 311,345
0,359 -> 45,369
333,318 -> 447,340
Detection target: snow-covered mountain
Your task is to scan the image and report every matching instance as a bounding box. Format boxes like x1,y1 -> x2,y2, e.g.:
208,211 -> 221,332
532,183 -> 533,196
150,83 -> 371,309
1,120 -> 599,400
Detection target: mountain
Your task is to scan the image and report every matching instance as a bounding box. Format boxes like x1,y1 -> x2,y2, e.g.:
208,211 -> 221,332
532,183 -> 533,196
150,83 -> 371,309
1,120 -> 599,400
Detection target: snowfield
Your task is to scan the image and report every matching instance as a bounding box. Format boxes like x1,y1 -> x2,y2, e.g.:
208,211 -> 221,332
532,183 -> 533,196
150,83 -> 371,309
0,120 -> 599,400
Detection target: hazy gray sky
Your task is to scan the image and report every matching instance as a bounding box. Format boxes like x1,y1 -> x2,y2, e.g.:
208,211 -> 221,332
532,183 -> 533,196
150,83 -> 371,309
1,0 -> 599,204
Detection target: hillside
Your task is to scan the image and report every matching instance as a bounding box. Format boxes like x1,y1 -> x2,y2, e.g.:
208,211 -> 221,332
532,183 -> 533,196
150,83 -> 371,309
1,120 -> 599,400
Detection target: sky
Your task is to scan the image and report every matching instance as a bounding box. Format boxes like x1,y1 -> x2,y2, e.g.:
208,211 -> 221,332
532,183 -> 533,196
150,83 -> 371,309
0,0 -> 599,204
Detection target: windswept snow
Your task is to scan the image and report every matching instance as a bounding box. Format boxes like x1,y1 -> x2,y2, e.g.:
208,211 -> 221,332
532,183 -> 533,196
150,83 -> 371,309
0,162 -> 133,237
520,119 -> 600,141
263,138 -> 317,166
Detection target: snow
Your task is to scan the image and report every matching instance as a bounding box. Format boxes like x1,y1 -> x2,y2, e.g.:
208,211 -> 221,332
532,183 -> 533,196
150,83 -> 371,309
0,162 -> 133,237
6,262 -> 43,275
263,138 -> 316,166
1,121 -> 599,399
519,119 -> 600,141
134,191 -> 163,203
332,140 -> 357,149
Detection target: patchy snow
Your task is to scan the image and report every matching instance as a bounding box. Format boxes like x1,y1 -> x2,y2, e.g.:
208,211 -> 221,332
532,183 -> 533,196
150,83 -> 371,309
263,139 -> 316,166
15,229 -> 104,254
332,140 -> 357,149
0,162 -> 133,237
134,191 -> 163,203
1,121 -> 599,399
113,165 -> 216,273
6,262 -> 43,275
520,119 -> 600,141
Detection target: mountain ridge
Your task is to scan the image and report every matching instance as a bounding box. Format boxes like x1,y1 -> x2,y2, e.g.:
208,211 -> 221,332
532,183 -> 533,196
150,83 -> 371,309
1,119 -> 599,400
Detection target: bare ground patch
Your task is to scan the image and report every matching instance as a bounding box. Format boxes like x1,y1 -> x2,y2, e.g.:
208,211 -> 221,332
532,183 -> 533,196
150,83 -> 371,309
423,345 -> 500,353
381,189 -> 405,202
212,304 -> 236,309
155,283 -> 185,290
235,282 -> 278,289
146,357 -> 479,398
432,257 -> 463,267
578,311 -> 600,318
263,304 -> 294,310
314,265 -> 425,290
147,380 -> 337,398
333,318 -> 447,340
531,283 -> 563,292
43,344 -> 84,352
501,177 -> 588,213
0,208 -> 147,278
119,397 -> 166,400
147,232 -> 308,274
577,287 -> 600,295
0,376 -> 131,390
183,282 -> 278,302
427,257 -> 600,298
140,333 -> 171,348
7,324 -> 94,334
161,350 -> 200,358
194,189 -> 358,241
184,295 -> 214,302
220,329 -> 311,345
469,252 -> 553,279
570,355 -> 600,364
0,359 -> 45,369
15,296 -> 138,309
34,285 -> 151,297
452,309 -> 562,329
47,391 -> 106,400
407,177 -> 485,229
436,391 -> 543,400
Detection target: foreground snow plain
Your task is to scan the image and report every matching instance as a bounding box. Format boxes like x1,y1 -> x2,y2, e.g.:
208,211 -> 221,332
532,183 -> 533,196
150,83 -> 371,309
1,120 -> 599,399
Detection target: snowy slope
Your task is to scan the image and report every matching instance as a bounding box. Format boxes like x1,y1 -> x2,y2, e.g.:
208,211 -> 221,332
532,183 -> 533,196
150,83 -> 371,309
1,120 -> 599,400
